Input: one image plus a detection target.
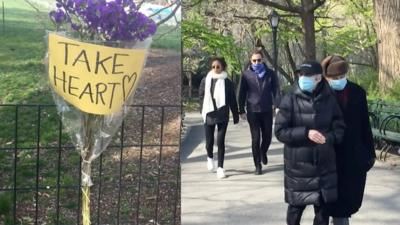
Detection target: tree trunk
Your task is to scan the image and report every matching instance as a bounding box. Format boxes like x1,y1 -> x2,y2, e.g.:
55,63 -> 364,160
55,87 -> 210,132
374,0 -> 400,91
301,0 -> 317,60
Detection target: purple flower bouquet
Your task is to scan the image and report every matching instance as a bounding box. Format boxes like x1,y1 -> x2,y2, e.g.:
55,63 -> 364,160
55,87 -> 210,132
46,1 -> 157,224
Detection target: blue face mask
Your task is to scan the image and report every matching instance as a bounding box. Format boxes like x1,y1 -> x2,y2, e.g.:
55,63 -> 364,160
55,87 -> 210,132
298,76 -> 316,92
252,63 -> 264,71
329,77 -> 347,90
251,63 -> 266,78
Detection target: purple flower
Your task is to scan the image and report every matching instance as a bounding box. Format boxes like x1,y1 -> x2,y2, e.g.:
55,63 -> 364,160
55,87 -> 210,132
50,0 -> 157,41
49,9 -> 67,24
71,23 -> 81,31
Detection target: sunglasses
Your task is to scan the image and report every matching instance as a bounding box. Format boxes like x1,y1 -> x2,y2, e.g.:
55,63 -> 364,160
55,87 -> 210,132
252,59 -> 262,63
212,65 -> 221,69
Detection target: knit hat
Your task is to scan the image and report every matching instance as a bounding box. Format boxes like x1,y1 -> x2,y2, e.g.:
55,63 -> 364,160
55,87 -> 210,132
321,55 -> 349,77
299,60 -> 323,76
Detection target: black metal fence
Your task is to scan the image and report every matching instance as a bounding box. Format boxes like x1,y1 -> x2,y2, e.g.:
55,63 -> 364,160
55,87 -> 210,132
368,101 -> 400,161
0,104 -> 181,225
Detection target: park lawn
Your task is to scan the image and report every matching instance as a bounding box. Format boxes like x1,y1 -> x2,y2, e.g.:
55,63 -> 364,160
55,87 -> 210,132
0,0 -> 64,152
152,25 -> 181,51
0,1 -> 181,224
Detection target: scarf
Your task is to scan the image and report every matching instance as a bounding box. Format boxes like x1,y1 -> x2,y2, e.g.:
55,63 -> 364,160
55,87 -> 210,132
201,70 -> 227,123
251,64 -> 266,78
335,86 -> 349,109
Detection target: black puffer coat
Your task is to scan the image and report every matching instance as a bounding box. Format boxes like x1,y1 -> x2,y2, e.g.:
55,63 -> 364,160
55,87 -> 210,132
274,80 -> 345,206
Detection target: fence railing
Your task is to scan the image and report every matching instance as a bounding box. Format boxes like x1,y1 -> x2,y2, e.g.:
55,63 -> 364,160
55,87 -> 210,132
0,104 -> 181,225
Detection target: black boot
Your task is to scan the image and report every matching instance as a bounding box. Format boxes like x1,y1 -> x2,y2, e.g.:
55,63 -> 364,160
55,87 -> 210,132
255,164 -> 262,175
261,153 -> 268,165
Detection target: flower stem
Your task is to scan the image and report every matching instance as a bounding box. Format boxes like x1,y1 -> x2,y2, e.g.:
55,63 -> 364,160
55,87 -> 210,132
82,185 -> 91,225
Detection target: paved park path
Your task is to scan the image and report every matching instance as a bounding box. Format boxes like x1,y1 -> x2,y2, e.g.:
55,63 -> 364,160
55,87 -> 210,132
181,112 -> 400,225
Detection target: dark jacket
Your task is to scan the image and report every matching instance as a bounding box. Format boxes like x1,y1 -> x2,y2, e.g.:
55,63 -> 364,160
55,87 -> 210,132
328,81 -> 376,217
199,77 -> 239,124
238,64 -> 280,113
274,80 -> 345,206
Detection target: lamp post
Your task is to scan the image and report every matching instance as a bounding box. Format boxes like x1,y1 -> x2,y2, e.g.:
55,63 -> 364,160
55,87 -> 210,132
269,10 -> 280,76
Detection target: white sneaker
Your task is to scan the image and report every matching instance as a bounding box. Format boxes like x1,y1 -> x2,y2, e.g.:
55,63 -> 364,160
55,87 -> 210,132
207,157 -> 215,171
216,167 -> 226,179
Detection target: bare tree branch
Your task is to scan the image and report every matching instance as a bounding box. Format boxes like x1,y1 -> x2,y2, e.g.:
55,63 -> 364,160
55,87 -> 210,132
264,48 -> 294,84
285,41 -> 297,73
233,14 -> 269,21
23,0 -> 41,12
157,1 -> 181,26
137,0 -> 146,9
285,0 -> 295,9
149,2 -> 177,18
294,37 -> 306,58
233,14 -> 303,33
314,18 -> 343,32
348,61 -> 374,68
23,0 -> 48,30
311,0 -> 326,11
250,0 -> 300,13
279,19 -> 303,33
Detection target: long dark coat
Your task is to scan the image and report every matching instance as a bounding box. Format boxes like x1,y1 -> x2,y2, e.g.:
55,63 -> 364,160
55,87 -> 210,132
274,80 -> 345,206
328,81 -> 376,217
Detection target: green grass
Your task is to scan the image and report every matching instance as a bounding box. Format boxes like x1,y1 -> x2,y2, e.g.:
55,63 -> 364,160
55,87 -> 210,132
151,25 -> 181,51
0,193 -> 12,224
0,2 -> 180,224
0,2 -> 78,223
0,6 -> 53,104
0,1 -> 59,148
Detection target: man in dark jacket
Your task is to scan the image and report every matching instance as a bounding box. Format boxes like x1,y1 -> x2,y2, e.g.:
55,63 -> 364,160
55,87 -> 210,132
274,61 -> 345,225
321,55 -> 376,225
238,50 -> 280,175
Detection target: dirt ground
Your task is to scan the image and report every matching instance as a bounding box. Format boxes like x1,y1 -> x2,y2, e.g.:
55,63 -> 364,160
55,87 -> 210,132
134,49 -> 181,105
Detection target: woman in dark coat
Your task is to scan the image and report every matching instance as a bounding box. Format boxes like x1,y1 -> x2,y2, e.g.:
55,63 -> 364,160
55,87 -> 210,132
199,57 -> 239,179
321,56 -> 376,225
274,61 -> 345,225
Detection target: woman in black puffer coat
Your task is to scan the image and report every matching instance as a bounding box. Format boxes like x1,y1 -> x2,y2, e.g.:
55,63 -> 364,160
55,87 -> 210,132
274,61 -> 345,225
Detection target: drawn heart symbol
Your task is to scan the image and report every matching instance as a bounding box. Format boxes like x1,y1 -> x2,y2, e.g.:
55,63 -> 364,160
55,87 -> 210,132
122,72 -> 138,101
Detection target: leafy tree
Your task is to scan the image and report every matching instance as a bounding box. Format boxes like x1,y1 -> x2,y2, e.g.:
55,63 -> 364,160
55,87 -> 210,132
182,11 -> 244,87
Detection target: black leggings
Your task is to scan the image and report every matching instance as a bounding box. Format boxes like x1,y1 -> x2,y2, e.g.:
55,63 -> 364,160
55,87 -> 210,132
246,111 -> 273,166
204,122 -> 228,168
287,203 -> 329,225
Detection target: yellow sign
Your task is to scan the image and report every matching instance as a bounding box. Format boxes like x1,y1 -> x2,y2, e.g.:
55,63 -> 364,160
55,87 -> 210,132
48,33 -> 147,115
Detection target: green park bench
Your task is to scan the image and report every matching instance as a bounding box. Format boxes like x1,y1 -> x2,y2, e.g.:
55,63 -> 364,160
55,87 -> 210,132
368,100 -> 400,161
